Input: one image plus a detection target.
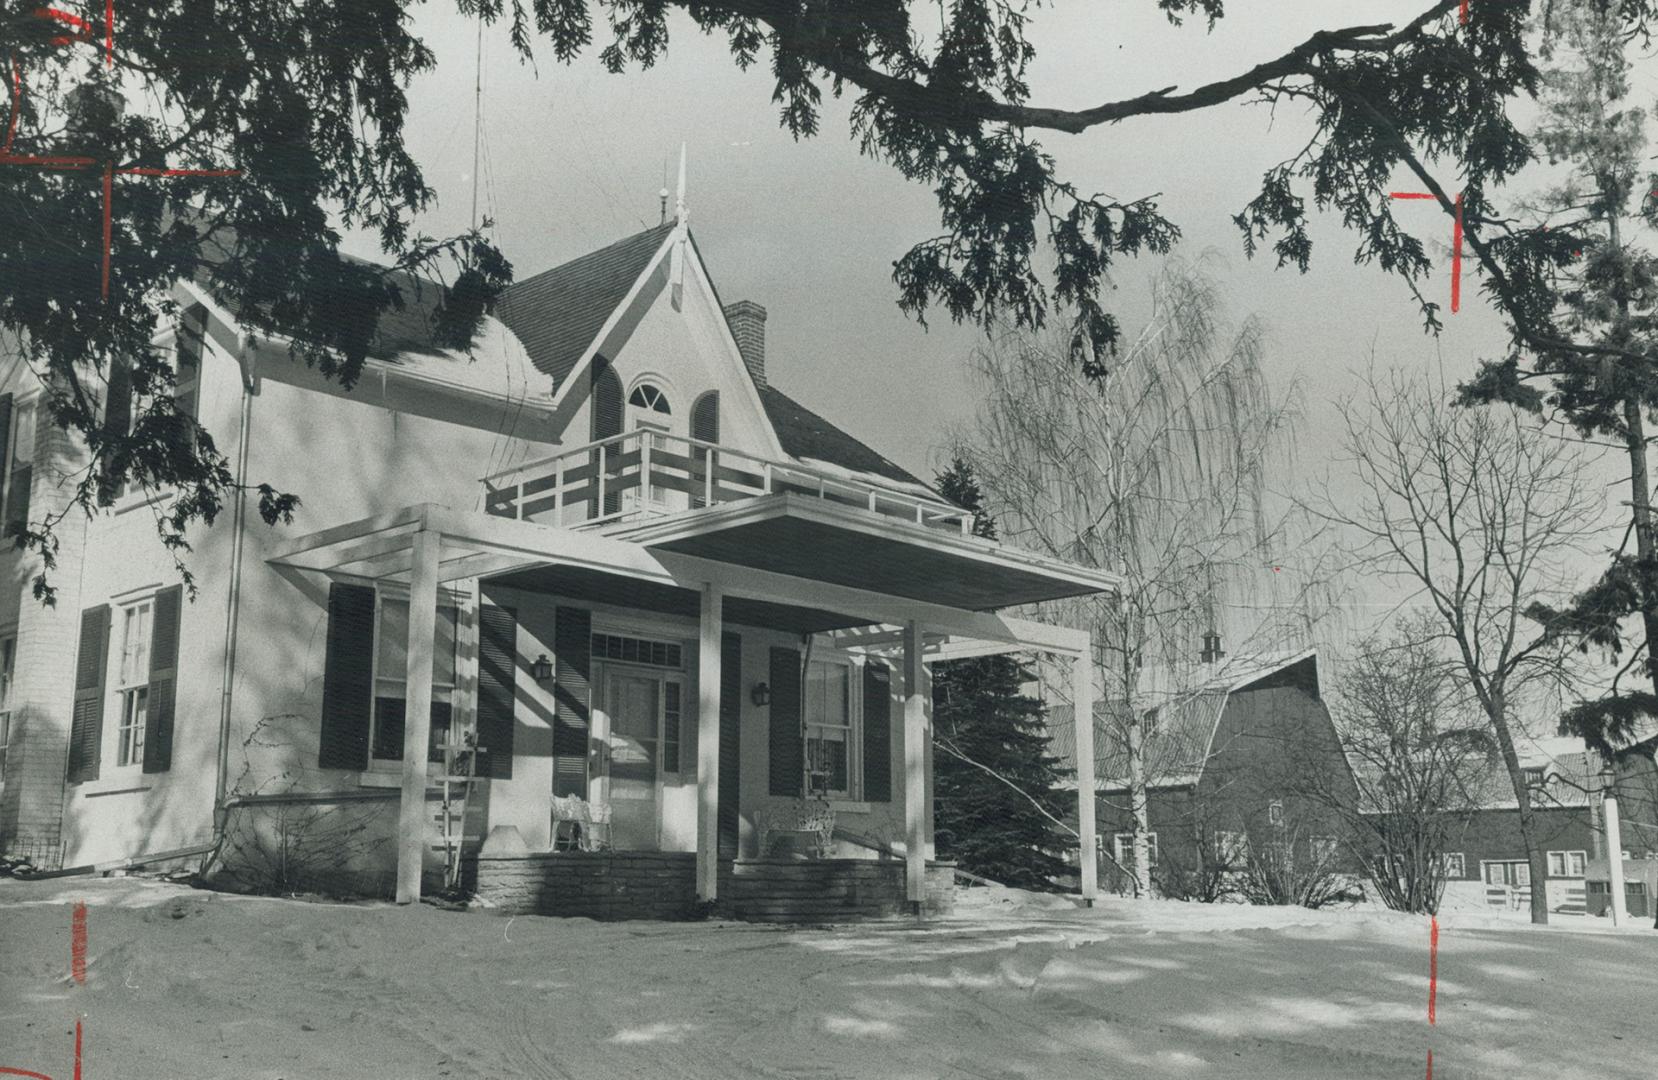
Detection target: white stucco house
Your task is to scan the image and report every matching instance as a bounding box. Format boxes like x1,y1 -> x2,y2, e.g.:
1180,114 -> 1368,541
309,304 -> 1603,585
0,201 -> 1116,920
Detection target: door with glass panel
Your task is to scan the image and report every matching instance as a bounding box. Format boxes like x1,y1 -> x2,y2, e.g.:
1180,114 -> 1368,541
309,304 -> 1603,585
600,669 -> 684,850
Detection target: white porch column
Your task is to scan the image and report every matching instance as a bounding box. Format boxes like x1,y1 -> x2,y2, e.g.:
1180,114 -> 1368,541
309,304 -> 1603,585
396,528 -> 442,905
1605,789 -> 1627,926
1072,650 -> 1099,904
903,620 -> 928,907
696,584 -> 723,904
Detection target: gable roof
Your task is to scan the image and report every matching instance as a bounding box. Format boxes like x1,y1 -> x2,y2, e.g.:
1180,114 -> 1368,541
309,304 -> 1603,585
494,222 -> 676,390
1048,650 -> 1320,790
758,385 -> 933,492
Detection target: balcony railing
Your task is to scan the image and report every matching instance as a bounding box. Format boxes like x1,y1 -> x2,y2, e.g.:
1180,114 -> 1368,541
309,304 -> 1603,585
481,429 -> 973,535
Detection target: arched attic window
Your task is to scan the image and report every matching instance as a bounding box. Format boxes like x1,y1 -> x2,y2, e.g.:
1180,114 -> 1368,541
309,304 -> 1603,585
628,382 -> 671,414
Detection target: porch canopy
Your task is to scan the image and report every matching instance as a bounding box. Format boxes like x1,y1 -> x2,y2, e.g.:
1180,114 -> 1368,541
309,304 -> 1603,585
271,500 -> 1116,908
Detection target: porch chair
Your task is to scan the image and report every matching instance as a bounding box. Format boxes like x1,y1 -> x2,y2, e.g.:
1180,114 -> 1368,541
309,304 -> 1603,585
756,798 -> 836,859
551,795 -> 612,852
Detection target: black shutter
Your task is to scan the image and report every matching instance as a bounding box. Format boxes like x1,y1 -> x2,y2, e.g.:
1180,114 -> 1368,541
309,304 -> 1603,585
475,604 -> 517,780
768,646 -> 802,797
690,391 -> 720,509
142,585 -> 182,773
98,358 -> 132,504
590,359 -> 624,518
319,583 -> 375,770
67,605 -> 110,783
0,393 -> 12,515
553,606 -> 591,797
862,661 -> 893,803
718,631 -> 742,857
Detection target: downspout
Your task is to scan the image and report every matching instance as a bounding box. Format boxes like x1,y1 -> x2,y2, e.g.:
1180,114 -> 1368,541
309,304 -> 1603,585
205,366 -> 254,872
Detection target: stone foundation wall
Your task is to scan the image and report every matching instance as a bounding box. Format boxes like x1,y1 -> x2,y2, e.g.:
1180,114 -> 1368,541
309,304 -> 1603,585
467,853 -> 957,923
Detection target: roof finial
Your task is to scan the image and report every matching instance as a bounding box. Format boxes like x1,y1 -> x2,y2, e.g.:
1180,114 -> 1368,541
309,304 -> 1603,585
675,141 -> 688,225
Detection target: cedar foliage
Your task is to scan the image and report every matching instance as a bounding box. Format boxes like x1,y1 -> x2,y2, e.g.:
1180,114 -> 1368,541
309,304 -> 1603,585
931,456 -> 1073,890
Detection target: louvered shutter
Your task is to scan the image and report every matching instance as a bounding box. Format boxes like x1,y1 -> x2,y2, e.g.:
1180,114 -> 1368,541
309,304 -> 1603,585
318,583 -> 375,770
98,358 -> 132,504
862,661 -> 893,802
768,646 -> 802,797
0,393 -> 11,517
691,392 -> 719,508
475,604 -> 517,780
718,631 -> 742,857
67,605 -> 110,783
590,360 -> 624,518
142,585 -> 182,773
552,606 -> 591,797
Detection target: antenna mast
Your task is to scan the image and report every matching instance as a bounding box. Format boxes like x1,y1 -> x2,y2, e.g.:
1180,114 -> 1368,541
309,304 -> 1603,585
470,16 -> 483,231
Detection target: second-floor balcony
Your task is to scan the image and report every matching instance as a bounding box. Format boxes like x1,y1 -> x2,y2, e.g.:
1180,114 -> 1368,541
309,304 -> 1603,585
482,429 -> 974,536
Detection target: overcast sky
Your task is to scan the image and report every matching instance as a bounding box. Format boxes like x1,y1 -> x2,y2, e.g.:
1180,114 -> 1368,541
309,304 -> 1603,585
335,2 -> 1648,729
343,0 -> 1542,479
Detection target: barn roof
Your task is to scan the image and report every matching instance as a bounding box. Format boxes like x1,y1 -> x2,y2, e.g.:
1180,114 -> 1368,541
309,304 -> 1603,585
1048,651 -> 1320,791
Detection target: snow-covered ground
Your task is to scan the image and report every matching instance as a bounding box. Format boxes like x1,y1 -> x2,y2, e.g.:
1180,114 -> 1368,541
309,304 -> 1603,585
1,877 -> 1650,1079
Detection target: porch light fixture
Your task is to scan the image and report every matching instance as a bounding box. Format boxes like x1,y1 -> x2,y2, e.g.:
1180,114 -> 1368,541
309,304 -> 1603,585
751,681 -> 771,706
532,653 -> 554,683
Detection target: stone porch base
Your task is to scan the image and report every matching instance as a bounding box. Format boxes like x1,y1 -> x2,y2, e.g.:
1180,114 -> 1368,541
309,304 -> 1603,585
465,851 -> 956,923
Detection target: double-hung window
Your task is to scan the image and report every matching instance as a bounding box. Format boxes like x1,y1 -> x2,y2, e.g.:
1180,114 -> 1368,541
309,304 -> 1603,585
1441,852 -> 1466,878
371,596 -> 460,763
115,599 -> 152,767
1113,831 -> 1159,869
1546,850 -> 1586,878
805,660 -> 854,798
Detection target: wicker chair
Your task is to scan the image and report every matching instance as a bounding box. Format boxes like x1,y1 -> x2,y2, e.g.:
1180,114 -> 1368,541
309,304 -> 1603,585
756,798 -> 836,859
551,795 -> 612,852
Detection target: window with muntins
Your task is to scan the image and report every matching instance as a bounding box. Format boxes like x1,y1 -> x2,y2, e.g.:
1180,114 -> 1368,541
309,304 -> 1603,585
115,599 -> 152,767
1441,852 -> 1466,878
592,633 -> 683,669
1547,850 -> 1586,878
1113,832 -> 1159,869
805,660 -> 854,798
371,596 -> 459,762
628,383 -> 671,414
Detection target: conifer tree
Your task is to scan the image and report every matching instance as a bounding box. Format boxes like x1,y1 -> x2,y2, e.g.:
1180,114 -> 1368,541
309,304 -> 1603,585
931,456 -> 1073,890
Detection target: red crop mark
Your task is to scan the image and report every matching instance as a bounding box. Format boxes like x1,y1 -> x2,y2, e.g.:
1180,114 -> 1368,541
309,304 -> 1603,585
70,902 -> 87,985
1426,1048 -> 1434,1079
1428,915 -> 1439,1023
0,1068 -> 54,1080
1390,190 -> 1464,314
1459,0 -> 1469,24
3,1 -> 240,300
72,1019 -> 81,1080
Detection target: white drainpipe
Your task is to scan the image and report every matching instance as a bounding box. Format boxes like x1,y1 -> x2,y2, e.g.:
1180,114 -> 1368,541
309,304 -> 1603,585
207,368 -> 255,867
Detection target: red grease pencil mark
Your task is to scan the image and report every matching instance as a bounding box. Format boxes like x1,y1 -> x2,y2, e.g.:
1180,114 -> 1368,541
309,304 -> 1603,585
0,1068 -> 54,1080
1451,195 -> 1463,314
105,0 -> 114,68
1428,915 -> 1439,1024
1426,1048 -> 1434,1079
73,1019 -> 81,1080
1389,191 -> 1436,200
71,902 -> 87,985
1459,0 -> 1469,24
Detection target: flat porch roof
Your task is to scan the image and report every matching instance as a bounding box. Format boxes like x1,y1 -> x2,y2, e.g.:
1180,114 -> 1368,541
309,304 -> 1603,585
268,501 -> 1116,651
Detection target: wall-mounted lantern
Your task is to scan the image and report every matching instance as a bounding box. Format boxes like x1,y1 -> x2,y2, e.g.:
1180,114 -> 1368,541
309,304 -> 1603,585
751,681 -> 771,706
532,653 -> 554,683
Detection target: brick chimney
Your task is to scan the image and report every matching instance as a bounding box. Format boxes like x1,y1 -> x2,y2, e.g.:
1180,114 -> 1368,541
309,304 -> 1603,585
723,300 -> 766,387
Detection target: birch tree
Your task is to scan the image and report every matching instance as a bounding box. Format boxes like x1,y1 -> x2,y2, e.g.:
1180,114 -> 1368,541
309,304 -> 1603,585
952,260 -> 1329,897
1328,367 -> 1605,924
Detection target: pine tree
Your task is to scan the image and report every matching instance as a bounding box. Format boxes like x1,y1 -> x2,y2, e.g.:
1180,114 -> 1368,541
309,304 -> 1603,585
931,457 -> 1074,890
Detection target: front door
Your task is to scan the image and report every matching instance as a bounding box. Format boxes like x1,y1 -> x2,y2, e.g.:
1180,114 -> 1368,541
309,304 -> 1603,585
604,670 -> 662,850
